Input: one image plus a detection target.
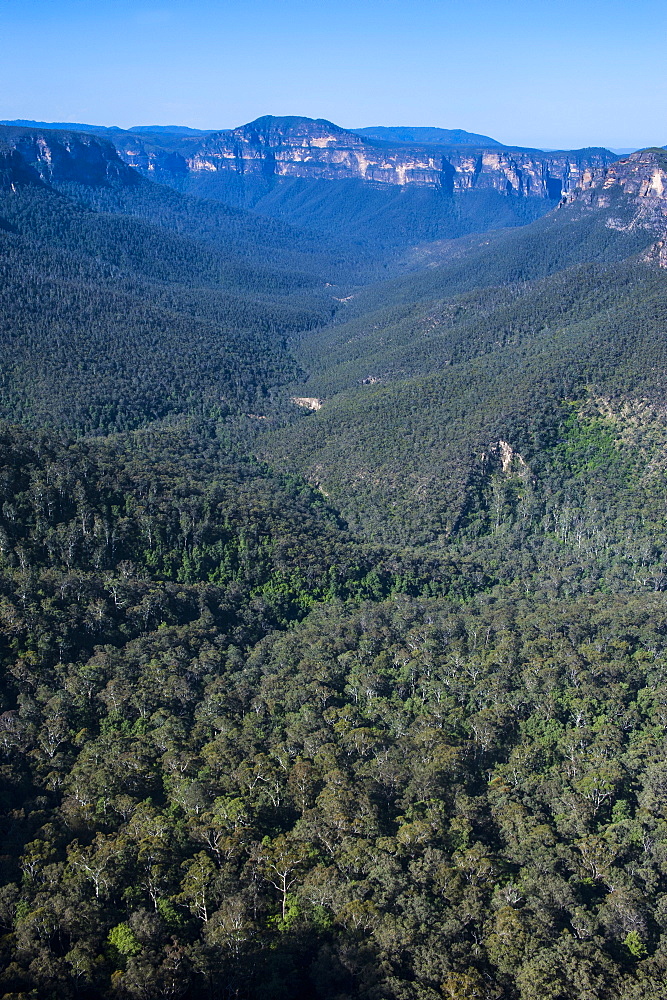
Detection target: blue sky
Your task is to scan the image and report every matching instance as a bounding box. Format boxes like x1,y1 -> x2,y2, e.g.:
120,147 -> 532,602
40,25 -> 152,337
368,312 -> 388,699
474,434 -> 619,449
1,0 -> 665,149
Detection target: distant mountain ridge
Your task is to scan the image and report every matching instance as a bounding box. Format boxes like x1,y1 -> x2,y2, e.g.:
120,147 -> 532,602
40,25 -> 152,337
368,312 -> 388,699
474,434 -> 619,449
112,115 -> 614,199
0,119 -> 211,136
1,119 -> 509,146
1,116 -> 615,198
352,125 -> 506,147
0,123 -> 137,188
0,116 -> 619,252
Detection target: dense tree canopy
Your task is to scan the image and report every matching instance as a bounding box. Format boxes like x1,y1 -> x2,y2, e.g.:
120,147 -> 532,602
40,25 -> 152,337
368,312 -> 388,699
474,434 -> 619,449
2,128 -> 667,999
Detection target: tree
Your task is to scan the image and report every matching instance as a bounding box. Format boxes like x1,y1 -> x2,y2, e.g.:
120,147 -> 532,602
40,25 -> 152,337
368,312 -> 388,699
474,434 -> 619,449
256,836 -> 312,921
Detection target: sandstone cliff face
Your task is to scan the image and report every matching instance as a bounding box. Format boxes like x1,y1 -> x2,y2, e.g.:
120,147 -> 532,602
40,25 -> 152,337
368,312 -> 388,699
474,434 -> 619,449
113,140 -> 190,181
564,148 -> 667,260
114,116 -> 614,200
0,125 -> 137,188
567,148 -> 667,221
0,118 -> 620,208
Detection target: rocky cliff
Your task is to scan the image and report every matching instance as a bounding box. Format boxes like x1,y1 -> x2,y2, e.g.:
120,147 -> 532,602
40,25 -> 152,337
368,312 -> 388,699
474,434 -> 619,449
560,148 -> 667,265
0,116 -> 616,209
0,124 -> 137,188
114,116 -> 614,201
567,147 -> 667,219
0,141 -> 41,191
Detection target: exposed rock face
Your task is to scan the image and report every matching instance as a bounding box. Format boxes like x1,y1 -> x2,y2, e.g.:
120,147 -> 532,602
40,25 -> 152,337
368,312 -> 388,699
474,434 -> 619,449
482,440 -> 529,475
113,116 -> 614,201
291,396 -> 323,411
0,117 -> 620,214
0,125 -> 137,188
113,140 -> 191,182
642,240 -> 667,267
566,148 -> 667,232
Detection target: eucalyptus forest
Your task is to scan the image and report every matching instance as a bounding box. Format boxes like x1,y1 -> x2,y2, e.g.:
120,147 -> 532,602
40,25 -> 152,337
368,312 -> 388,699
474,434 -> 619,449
1,122 -> 667,1000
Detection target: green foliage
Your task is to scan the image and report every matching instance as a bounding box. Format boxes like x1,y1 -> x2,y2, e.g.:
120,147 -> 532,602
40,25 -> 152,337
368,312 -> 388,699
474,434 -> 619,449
188,174 -> 557,252
623,932 -> 647,959
108,923 -> 141,957
0,173 -> 342,435
263,248 -> 667,550
5,535 -> 667,999
2,123 -> 667,1000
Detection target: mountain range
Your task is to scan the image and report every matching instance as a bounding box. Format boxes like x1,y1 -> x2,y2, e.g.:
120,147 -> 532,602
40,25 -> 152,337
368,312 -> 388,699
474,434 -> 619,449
0,118 -> 513,146
0,116 -> 617,251
1,116 -> 666,537
3,114 -> 667,1000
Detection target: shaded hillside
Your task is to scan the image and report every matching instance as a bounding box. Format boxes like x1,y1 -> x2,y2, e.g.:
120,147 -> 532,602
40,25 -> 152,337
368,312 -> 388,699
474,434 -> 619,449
0,124 -> 350,275
25,115 -> 613,251
0,126 -> 353,434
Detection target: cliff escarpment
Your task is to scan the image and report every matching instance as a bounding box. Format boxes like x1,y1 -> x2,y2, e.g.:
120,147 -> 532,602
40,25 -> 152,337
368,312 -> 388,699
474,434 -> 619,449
0,124 -> 138,188
0,118 -> 625,253
114,115 -> 614,201
567,148 -> 667,228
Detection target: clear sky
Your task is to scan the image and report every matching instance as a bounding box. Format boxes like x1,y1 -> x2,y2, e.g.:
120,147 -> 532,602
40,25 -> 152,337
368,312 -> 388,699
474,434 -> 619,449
1,0 -> 665,150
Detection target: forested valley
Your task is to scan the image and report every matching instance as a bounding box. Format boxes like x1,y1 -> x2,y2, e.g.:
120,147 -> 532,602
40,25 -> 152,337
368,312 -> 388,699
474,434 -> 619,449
2,124 -> 667,1000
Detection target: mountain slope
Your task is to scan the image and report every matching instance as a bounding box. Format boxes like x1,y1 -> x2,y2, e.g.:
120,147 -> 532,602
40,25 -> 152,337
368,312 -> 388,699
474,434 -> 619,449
2,117 -> 617,254
5,127 -> 667,1000
258,150 -> 667,546
42,115 -> 613,251
0,126 -> 344,433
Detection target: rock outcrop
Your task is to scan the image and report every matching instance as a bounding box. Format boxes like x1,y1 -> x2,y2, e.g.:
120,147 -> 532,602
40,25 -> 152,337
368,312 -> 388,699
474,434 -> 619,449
482,440 -> 529,476
565,147 -> 667,236
113,116 -> 614,201
291,396 -> 323,411
0,117 -> 616,207
0,124 -> 137,188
